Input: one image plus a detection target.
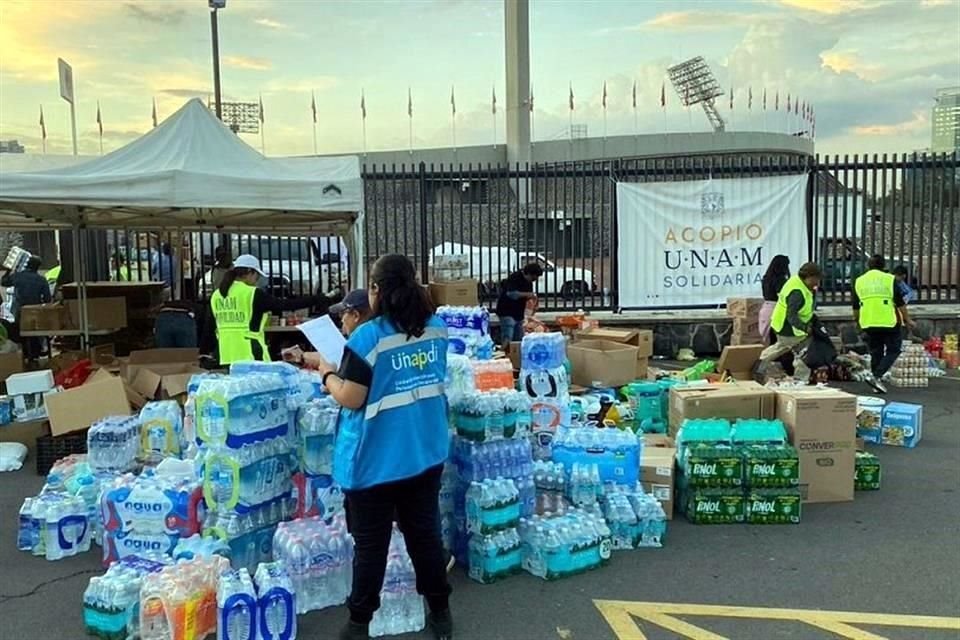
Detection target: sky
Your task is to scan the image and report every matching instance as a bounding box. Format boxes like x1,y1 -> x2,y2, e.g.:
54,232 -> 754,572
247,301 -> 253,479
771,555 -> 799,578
0,0 -> 958,158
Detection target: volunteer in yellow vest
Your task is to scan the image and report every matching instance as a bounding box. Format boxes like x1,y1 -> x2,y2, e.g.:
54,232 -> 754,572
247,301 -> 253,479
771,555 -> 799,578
755,261 -> 822,384
44,263 -> 61,296
853,254 -> 912,394
210,254 -> 324,364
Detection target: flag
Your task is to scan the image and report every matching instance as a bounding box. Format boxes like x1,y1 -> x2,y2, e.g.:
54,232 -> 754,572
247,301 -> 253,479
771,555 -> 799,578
152,98 -> 158,127
450,86 -> 456,116
529,84 -> 534,112
729,86 -> 733,110
602,81 -> 607,110
360,91 -> 366,120
660,82 -> 666,108
408,87 -> 413,118
569,83 -> 574,112
794,98 -> 799,115
786,93 -> 791,114
39,105 -> 46,140
748,87 -> 753,110
632,80 -> 637,109
775,91 -> 779,111
259,94 -> 264,123
96,101 -> 102,135
763,88 -> 767,111
311,92 -> 317,124
492,86 -> 497,115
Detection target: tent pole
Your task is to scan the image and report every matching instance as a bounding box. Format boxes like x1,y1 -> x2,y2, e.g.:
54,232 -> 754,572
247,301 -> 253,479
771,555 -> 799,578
72,221 -> 89,350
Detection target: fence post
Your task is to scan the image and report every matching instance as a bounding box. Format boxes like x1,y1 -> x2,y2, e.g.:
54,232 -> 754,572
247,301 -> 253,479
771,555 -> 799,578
611,159 -> 621,313
806,154 -> 817,262
418,161 -> 430,284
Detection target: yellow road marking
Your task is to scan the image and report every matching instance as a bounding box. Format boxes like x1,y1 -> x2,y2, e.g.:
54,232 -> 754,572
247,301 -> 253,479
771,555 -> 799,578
594,600 -> 960,639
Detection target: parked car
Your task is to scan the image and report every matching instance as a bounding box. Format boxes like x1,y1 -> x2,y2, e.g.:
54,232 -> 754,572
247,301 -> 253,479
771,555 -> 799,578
429,242 -> 596,300
819,237 -> 919,291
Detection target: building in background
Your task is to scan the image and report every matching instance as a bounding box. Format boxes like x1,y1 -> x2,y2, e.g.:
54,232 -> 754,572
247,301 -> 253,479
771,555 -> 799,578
931,87 -> 960,154
0,140 -> 25,153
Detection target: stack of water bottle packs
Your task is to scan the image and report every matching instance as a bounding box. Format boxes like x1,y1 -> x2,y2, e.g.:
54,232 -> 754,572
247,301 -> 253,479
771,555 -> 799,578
450,390 -> 532,442
291,396 -> 344,521
273,514 -> 353,614
437,305 -> 495,360
676,418 -> 801,525
370,528 -> 426,638
603,489 -> 667,550
518,507 -> 612,580
519,333 -> 571,458
464,478 -> 523,583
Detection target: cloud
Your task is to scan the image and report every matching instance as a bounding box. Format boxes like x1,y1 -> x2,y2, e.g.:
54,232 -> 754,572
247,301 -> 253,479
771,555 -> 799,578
639,10 -> 755,31
123,2 -> 186,25
850,111 -> 929,136
264,76 -> 339,94
776,0 -> 888,14
820,50 -> 881,81
223,56 -> 272,71
254,18 -> 289,30
160,88 -> 212,99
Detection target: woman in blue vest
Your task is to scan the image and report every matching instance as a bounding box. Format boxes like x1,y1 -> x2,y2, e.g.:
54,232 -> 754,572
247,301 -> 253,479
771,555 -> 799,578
312,254 -> 453,640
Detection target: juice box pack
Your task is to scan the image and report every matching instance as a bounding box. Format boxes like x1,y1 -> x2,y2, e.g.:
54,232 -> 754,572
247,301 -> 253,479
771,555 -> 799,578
854,451 -> 882,490
744,488 -> 802,524
681,488 -> 745,524
880,402 -> 922,448
742,444 -> 800,488
681,444 -> 743,488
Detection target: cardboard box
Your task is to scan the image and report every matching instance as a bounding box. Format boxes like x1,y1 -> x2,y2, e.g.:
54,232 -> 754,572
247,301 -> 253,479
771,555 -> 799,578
726,297 -> 764,319
576,328 -> 653,359
0,350 -> 23,392
508,341 -> 522,371
429,280 -> 479,306
640,435 -> 676,519
18,303 -> 69,331
717,345 -> 764,380
567,340 -> 639,388
731,333 -> 764,346
123,348 -> 202,404
6,370 -> 54,396
66,297 -> 128,330
776,388 -> 856,504
44,375 -> 131,436
732,317 -> 762,339
668,381 -> 776,437
880,402 -> 923,448
636,357 -> 649,380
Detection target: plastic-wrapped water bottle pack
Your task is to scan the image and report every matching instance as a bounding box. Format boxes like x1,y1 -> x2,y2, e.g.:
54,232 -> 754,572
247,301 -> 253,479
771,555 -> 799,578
254,561 -> 298,640
450,390 -> 532,443
202,497 -> 296,574
139,400 -> 184,464
194,374 -> 289,446
551,426 -> 642,487
83,554 -> 172,640
139,556 -> 229,640
518,507 -> 612,580
296,397 -> 338,476
230,361 -> 308,411
369,528 -> 425,638
438,305 -> 494,360
18,490 -> 92,560
273,514 -> 353,614
87,416 -> 141,473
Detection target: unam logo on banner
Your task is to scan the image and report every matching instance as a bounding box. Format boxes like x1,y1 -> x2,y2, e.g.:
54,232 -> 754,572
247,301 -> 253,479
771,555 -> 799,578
616,174 -> 808,308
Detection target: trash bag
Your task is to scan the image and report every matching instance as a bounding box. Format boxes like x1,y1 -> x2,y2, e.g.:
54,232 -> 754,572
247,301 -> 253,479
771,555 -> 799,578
802,317 -> 837,370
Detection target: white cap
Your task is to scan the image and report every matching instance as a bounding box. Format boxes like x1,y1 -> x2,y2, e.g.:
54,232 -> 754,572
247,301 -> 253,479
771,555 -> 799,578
233,254 -> 266,278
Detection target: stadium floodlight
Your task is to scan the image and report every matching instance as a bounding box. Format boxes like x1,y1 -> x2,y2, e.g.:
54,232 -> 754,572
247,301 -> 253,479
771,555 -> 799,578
668,56 -> 726,132
208,100 -> 260,134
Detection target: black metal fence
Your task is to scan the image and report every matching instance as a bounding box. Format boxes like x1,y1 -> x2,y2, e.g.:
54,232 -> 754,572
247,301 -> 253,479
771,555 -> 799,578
363,152 -> 959,309
76,152 -> 957,311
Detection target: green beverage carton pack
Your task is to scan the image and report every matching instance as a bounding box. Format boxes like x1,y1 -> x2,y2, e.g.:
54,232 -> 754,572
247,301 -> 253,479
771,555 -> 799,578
745,488 -> 802,524
682,488 -> 745,524
742,444 -> 800,488
682,443 -> 743,488
854,451 -> 882,490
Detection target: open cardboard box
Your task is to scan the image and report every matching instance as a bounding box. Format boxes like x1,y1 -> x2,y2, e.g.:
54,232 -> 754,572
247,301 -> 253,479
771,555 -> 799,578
122,348 -> 202,407
717,344 -> 765,380
567,339 -> 639,388
576,327 -> 652,379
668,380 -> 776,437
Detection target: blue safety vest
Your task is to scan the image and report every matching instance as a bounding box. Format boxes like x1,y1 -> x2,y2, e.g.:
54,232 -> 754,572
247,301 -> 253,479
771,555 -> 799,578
333,315 -> 450,490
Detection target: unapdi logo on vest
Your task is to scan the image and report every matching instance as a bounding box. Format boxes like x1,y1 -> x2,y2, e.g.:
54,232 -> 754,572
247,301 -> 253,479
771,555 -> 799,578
391,343 -> 440,371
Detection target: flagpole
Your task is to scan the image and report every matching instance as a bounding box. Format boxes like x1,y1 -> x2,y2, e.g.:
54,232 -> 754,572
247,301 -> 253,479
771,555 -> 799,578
311,91 -> 318,154
529,84 -> 535,149
362,118 -> 368,156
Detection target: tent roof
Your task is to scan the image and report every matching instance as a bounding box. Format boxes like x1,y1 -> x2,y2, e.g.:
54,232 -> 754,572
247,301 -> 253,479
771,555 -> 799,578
0,99 -> 362,233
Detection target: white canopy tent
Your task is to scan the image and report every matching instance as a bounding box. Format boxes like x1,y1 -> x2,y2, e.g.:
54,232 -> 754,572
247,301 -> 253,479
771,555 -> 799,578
0,98 -> 366,342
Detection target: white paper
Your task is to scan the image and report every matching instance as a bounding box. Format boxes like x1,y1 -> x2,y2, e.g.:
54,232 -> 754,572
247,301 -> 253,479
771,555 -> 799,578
299,315 -> 346,367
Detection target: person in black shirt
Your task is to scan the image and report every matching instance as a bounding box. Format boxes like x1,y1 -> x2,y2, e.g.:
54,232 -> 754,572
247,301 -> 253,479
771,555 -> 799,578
1,255 -> 50,362
758,254 -> 793,373
495,263 -> 543,347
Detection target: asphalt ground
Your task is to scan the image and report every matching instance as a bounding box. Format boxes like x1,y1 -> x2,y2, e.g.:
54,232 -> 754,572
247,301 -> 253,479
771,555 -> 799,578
1,378 -> 958,640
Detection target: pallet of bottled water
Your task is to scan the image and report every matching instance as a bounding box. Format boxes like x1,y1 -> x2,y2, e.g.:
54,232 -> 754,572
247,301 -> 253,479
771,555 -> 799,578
84,554 -> 171,640
450,390 -> 532,442
273,515 -> 353,614
518,507 -> 612,580
87,416 -> 141,473
369,528 -> 425,638
254,561 -> 298,640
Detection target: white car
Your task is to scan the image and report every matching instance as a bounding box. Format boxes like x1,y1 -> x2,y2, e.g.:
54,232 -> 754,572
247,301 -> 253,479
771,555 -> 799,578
429,243 -> 596,299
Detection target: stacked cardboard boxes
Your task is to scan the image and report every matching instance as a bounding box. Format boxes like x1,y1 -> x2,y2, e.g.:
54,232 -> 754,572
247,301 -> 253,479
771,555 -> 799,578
726,297 -> 764,345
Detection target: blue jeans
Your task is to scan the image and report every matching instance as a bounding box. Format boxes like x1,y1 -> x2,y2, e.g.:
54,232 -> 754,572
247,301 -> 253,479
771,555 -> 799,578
499,316 -> 524,345
155,310 -> 197,349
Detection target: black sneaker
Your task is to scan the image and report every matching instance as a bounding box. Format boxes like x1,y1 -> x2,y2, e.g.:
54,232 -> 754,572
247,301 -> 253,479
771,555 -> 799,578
866,376 -> 887,394
428,609 -> 454,640
338,621 -> 370,640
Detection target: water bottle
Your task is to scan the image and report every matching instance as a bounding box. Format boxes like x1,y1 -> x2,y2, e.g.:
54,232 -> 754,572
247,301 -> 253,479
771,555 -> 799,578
17,497 -> 36,552
255,561 -> 297,640
218,569 -> 257,640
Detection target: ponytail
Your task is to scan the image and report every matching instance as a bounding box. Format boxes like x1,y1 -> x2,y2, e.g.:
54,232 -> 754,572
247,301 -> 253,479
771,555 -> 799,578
217,267 -> 254,298
370,255 -> 434,338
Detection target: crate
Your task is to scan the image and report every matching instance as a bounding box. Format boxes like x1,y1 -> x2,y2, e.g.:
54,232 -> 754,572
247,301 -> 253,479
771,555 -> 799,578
36,430 -> 88,475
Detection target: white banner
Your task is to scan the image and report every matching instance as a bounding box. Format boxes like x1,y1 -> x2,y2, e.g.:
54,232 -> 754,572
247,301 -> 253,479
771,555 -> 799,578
617,174 -> 808,307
